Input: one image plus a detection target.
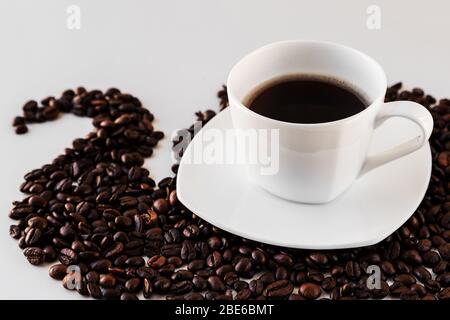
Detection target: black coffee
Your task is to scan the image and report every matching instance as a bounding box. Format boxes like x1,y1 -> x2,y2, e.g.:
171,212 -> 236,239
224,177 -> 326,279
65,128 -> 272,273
245,75 -> 368,123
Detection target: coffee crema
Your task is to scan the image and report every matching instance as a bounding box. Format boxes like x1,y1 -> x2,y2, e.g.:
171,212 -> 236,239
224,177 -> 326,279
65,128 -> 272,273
244,75 -> 369,124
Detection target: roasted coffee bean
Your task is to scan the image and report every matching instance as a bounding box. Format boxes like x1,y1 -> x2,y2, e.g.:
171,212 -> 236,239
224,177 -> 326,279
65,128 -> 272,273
147,255 -> 166,269
273,253 -> 293,267
28,216 -> 48,229
380,261 -> 396,276
8,85 -> 450,300
153,277 -> 172,293
206,251 -> 222,268
9,225 -> 21,239
251,250 -> 267,265
394,274 -> 416,286
49,264 -> 67,280
59,248 -> 78,266
263,280 -> 293,298
25,228 -> 42,245
183,224 -> 200,239
99,274 -> 117,288
422,251 -> 441,267
436,273 -> 450,286
87,282 -> 102,299
120,293 -> 139,300
413,266 -> 432,282
23,247 -> 45,265
181,240 -> 196,261
433,261 -> 448,274
207,275 -> 226,292
345,261 -> 361,279
187,259 -> 205,272
321,276 -> 337,291
299,282 -> 321,300
143,278 -> 153,299
439,243 -> 450,260
234,257 -> 253,277
170,281 -> 193,295
308,252 -> 328,266
401,250 -> 423,266
249,279 -> 264,296
153,198 -> 170,214
235,288 -> 252,300
90,259 -> 112,273
101,288 -> 121,300
417,239 -> 432,252
192,276 -> 208,291
86,271 -> 99,283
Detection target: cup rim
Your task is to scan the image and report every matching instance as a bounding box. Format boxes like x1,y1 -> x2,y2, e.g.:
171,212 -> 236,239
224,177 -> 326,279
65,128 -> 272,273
226,40 -> 387,128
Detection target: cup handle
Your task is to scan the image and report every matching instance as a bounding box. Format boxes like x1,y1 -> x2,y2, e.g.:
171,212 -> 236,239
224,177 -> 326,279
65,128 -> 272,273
359,101 -> 434,176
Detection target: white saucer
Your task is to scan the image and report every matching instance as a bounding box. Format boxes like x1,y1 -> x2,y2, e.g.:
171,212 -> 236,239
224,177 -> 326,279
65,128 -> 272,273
177,108 -> 432,249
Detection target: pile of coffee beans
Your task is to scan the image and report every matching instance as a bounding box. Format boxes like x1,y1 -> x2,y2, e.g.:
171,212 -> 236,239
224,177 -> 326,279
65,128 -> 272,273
8,84 -> 450,300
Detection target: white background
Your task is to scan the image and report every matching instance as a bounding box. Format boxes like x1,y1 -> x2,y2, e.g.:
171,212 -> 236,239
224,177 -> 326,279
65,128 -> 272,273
0,0 -> 449,299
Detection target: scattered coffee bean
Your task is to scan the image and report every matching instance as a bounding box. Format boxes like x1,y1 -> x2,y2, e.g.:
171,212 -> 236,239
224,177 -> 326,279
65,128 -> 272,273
8,84 -> 450,300
299,282 -> 321,300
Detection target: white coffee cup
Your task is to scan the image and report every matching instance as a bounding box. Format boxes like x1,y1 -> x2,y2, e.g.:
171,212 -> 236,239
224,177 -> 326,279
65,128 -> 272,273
227,40 -> 433,204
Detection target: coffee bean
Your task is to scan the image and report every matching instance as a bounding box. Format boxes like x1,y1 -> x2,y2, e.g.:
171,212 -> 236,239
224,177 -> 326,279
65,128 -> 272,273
86,271 -> 99,283
321,276 -> 337,291
436,273 -> 450,286
207,275 -> 226,292
99,274 -> 116,288
153,277 -> 172,293
345,261 -> 361,279
28,216 -> 48,229
263,280 -> 293,298
183,225 -> 200,239
59,248 -> 78,266
234,257 -> 253,277
90,259 -> 112,273
299,282 -> 321,300
181,240 -> 196,261
422,251 -> 441,267
8,85 -> 450,301
308,252 -> 328,266
413,266 -> 432,282
25,228 -> 42,245
153,199 -> 170,214
9,225 -> 21,239
249,279 -> 264,296
101,288 -> 121,300
87,282 -> 102,299
236,288 -> 252,300
433,261 -> 448,274
380,261 -> 396,276
192,276 -> 208,291
49,264 -> 68,280
121,293 -> 139,300
439,243 -> 450,260
28,195 -> 46,208
206,251 -> 222,268
394,274 -> 416,286
143,278 -> 153,299
273,253 -> 293,267
251,250 -> 267,265
147,255 -> 166,269
401,249 -> 423,266
23,247 -> 45,265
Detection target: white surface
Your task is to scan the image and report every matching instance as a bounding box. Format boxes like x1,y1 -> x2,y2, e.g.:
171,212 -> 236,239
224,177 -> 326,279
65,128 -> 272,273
178,108 -> 432,249
0,0 -> 448,299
